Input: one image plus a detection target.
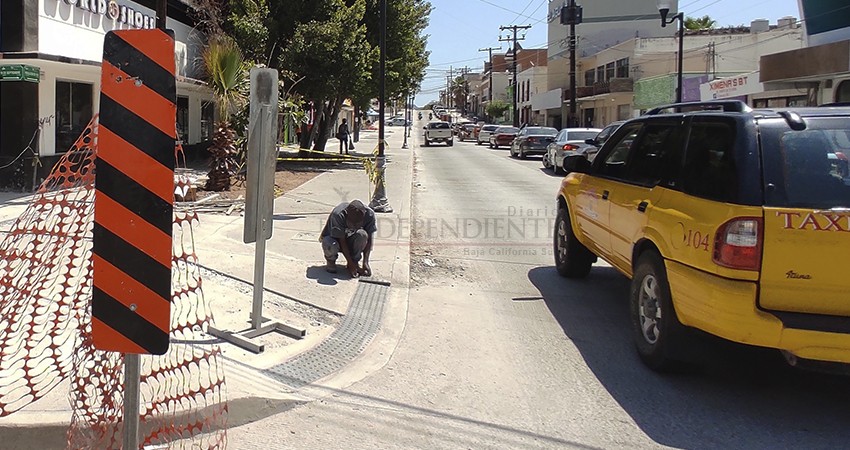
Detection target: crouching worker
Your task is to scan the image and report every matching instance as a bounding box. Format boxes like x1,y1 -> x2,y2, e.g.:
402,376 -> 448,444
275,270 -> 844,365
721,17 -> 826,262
321,199 -> 376,277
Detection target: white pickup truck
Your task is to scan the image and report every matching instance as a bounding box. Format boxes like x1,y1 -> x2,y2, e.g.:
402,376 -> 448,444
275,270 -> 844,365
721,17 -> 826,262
423,121 -> 453,146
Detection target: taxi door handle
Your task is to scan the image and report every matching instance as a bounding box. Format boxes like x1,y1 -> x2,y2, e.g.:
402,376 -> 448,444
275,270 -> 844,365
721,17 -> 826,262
637,201 -> 648,212
602,190 -> 609,200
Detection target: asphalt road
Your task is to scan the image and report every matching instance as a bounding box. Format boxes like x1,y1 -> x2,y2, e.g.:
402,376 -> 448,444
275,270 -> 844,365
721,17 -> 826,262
230,122 -> 850,449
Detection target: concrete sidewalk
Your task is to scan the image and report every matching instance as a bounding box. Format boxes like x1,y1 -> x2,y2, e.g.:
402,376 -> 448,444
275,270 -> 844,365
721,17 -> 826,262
0,125 -> 416,444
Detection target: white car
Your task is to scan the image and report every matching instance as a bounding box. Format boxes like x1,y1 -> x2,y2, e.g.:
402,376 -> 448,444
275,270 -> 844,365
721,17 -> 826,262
386,117 -> 409,126
476,124 -> 500,145
543,128 -> 602,173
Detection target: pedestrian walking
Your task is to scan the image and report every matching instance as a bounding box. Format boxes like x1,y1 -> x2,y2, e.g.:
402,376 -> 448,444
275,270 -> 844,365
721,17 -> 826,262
337,119 -> 350,155
320,200 -> 376,277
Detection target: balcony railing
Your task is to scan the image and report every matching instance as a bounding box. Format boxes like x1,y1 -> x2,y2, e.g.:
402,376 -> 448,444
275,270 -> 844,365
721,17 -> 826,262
592,78 -> 634,95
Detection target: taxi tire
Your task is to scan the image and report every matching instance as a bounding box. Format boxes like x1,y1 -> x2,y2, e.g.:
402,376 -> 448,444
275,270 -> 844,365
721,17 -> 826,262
630,251 -> 686,372
554,208 -> 594,278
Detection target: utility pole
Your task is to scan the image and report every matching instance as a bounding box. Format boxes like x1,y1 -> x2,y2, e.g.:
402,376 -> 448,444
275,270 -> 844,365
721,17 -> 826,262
446,66 -> 453,110
500,24 -> 531,127
156,0 -> 167,29
561,0 -> 583,127
478,47 -> 500,121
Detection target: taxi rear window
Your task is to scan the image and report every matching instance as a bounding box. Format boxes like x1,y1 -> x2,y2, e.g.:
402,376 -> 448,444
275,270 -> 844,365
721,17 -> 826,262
761,118 -> 850,209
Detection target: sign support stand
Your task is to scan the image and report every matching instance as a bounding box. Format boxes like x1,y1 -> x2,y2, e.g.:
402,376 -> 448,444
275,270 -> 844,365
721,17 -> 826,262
122,354 -> 141,450
208,68 -> 305,353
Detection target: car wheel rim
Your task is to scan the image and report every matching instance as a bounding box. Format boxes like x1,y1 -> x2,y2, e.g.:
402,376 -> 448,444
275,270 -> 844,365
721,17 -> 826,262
557,217 -> 568,264
638,275 -> 661,345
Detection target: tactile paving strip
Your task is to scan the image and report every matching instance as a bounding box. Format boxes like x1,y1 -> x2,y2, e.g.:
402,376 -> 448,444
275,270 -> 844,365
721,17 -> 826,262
265,280 -> 390,388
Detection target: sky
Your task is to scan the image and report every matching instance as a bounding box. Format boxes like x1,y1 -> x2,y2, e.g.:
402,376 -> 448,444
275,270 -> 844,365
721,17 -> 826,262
415,0 -> 802,106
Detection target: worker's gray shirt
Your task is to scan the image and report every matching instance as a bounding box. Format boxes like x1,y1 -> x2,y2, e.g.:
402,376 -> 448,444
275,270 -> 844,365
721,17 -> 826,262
321,202 -> 377,240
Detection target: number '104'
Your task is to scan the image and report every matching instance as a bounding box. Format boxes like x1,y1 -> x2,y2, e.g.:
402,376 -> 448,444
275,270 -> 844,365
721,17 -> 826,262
685,229 -> 710,251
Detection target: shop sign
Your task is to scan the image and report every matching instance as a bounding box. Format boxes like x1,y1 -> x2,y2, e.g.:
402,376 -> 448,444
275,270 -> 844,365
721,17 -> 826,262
62,0 -> 157,29
700,71 -> 764,101
0,65 -> 40,83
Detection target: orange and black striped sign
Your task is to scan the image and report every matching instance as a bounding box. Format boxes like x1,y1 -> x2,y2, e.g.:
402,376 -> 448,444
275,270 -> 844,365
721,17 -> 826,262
92,29 -> 176,355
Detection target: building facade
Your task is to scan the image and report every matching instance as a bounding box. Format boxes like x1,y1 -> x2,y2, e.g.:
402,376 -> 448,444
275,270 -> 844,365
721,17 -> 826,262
568,19 -> 804,128
0,0 -> 211,189
544,0 -> 676,128
760,0 -> 850,105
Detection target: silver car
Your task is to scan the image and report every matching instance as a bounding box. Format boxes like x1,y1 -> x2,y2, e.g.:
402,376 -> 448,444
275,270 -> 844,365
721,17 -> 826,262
543,128 -> 601,173
476,124 -> 500,145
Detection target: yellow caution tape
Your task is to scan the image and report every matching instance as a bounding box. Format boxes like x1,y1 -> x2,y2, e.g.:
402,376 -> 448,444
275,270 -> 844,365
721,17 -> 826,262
277,142 -> 383,183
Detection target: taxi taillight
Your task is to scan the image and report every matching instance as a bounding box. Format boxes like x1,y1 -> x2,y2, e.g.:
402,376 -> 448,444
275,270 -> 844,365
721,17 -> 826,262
713,217 -> 763,271
563,144 -> 579,151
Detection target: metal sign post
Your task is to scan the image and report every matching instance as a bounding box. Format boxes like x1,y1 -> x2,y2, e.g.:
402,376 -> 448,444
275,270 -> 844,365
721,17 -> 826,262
122,354 -> 141,450
208,68 -> 305,353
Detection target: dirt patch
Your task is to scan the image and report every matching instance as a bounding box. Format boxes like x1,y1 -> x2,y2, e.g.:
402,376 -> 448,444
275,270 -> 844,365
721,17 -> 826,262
183,166 -> 324,203
201,169 -> 323,201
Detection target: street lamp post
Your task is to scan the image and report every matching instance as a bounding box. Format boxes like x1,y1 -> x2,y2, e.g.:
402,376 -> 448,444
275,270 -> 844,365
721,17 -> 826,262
369,0 -> 393,213
402,94 -> 409,149
657,0 -> 684,103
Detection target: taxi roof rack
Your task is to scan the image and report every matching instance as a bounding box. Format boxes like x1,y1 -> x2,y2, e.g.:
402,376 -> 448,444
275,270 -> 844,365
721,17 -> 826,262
645,100 -> 752,116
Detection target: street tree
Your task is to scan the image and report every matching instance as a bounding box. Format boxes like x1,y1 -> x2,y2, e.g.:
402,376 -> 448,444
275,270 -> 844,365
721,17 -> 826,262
685,15 -> 717,30
280,0 -> 376,151
451,76 -> 469,114
487,100 -> 510,123
193,0 -> 431,151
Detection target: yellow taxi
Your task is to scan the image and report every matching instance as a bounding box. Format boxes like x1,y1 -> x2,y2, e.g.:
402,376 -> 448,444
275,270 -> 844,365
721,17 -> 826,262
554,101 -> 850,371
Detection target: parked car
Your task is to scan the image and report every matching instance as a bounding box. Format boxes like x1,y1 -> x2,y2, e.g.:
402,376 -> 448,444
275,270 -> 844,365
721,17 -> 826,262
476,124 -> 500,145
459,123 -> 477,141
582,120 -> 626,162
509,126 -> 558,159
423,121 -> 453,146
554,100 -> 850,372
386,117 -> 409,126
543,128 -> 602,173
489,126 -> 520,149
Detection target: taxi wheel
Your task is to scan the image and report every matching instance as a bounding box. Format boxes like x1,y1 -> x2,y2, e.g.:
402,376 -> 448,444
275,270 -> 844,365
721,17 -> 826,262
554,208 -> 594,278
630,251 -> 685,372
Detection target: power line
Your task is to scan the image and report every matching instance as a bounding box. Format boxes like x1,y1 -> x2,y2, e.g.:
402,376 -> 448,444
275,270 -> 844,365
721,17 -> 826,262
475,0 -> 540,22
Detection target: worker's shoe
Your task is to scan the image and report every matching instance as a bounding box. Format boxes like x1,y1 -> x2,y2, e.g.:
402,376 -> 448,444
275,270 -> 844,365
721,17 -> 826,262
325,259 -> 338,273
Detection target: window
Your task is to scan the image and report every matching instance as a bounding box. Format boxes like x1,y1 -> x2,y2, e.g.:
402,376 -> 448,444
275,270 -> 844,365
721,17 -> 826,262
596,66 -> 605,84
584,69 -> 594,86
761,118 -> 850,209
176,96 -> 189,144
838,80 -> 850,103
615,58 -> 629,78
605,62 -> 615,81
681,119 -> 738,202
623,124 -> 684,186
556,129 -> 568,142
201,101 -> 215,141
55,81 -> 93,153
597,123 -> 641,179
617,104 -> 631,121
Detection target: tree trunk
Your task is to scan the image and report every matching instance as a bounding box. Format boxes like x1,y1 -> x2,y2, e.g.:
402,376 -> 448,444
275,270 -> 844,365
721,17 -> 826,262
299,101 -> 324,157
298,101 -> 314,152
314,97 -> 344,152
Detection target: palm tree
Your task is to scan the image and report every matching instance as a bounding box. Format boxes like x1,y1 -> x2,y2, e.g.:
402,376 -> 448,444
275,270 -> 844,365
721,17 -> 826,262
451,76 -> 469,113
685,15 -> 717,30
202,35 -> 248,191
